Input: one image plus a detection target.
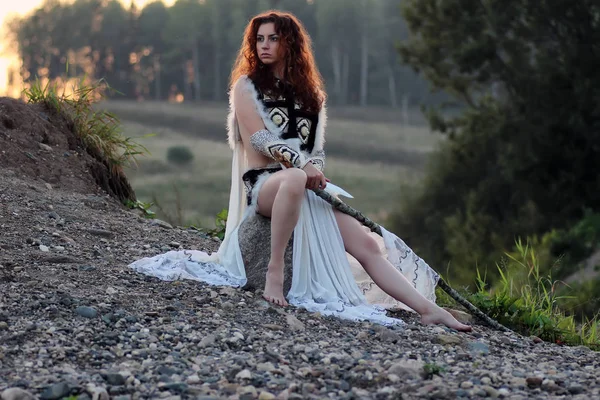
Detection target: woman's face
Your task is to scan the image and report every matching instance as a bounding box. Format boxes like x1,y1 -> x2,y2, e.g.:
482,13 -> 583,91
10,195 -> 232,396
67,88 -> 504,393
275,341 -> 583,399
256,23 -> 281,66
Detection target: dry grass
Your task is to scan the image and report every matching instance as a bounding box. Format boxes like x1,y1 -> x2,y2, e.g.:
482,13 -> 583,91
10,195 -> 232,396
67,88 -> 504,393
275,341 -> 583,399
103,100 -> 441,167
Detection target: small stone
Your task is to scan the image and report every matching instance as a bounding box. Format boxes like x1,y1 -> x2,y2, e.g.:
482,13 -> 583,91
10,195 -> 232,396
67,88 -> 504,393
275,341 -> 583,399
185,375 -> 201,384
169,241 -> 181,248
541,379 -> 556,391
387,360 -> 423,380
262,324 -> 283,331
357,331 -> 369,340
568,384 -> 584,395
511,378 -> 527,389
86,229 -> 115,239
162,383 -> 187,393
435,334 -> 463,346
481,386 -> 499,398
151,219 -> 173,229
236,369 -> 252,380
157,366 -> 178,376
53,246 -> 65,251
377,329 -> 401,343
1,387 -> 37,400
39,245 -> 49,252
286,314 -> 305,332
526,377 -> 543,388
106,287 -> 118,295
238,386 -> 257,397
75,306 -> 98,319
221,301 -> 235,310
530,336 -> 543,344
0,322 -> 8,331
468,341 -> 490,355
39,143 -> 53,152
44,255 -> 79,264
256,362 -> 275,372
199,334 -> 216,348
104,373 -> 126,386
460,381 -> 473,389
258,392 -> 276,400
40,382 -> 71,400
497,388 -> 510,397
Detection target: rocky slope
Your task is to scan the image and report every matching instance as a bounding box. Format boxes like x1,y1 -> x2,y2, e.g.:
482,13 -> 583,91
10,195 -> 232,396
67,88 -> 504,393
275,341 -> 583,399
0,98 -> 598,399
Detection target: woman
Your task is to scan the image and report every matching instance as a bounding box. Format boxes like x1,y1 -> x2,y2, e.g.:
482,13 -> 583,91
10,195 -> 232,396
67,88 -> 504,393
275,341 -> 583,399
129,10 -> 470,331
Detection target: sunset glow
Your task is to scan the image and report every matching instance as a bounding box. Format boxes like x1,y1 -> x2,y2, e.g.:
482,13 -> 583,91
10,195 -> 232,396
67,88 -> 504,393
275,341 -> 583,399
0,0 -> 175,97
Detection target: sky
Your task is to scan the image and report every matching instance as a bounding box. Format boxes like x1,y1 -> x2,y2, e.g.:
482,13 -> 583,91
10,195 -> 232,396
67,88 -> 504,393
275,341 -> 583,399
0,0 -> 175,97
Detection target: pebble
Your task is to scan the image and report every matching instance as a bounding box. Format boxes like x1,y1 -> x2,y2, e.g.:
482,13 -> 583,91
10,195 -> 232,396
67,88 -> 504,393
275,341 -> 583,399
286,314 -> 305,332
40,382 -> 70,400
1,388 -> 37,400
75,306 -> 98,318
235,369 -> 252,380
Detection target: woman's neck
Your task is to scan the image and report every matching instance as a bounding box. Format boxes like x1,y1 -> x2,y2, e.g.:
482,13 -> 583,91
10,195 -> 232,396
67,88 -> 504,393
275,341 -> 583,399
271,63 -> 285,81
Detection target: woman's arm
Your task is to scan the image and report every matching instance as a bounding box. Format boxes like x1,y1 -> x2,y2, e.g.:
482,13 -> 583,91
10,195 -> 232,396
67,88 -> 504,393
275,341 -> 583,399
233,79 -> 310,169
306,149 -> 326,172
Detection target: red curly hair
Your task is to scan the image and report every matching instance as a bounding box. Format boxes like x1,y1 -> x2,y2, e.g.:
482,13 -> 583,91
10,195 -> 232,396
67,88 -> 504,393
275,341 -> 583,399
229,10 -> 325,113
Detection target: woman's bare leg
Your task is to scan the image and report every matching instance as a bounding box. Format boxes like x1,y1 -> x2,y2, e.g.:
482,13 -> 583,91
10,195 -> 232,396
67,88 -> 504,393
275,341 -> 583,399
256,168 -> 307,306
334,210 -> 472,331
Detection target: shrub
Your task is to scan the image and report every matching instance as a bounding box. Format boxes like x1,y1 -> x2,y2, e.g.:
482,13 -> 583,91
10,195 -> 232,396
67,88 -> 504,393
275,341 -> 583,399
166,145 -> 194,166
464,239 -> 599,350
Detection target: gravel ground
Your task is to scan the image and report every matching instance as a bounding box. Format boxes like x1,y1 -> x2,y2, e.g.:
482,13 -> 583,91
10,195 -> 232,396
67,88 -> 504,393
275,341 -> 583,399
1,170 -> 598,400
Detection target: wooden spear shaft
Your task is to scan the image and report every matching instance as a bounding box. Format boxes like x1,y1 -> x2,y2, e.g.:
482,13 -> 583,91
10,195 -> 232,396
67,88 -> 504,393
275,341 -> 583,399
313,188 -> 511,332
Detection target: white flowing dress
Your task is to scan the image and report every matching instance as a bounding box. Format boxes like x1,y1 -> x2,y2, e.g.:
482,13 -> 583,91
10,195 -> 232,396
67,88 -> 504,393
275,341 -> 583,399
129,76 -> 439,326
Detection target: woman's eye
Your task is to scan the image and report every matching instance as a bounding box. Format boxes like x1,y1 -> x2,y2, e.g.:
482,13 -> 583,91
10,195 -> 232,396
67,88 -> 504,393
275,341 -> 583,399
271,37 -> 278,42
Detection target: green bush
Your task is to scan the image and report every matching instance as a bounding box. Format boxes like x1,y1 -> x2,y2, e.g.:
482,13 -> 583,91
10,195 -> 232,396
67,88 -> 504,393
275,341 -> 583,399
166,145 -> 194,166
459,239 -> 600,350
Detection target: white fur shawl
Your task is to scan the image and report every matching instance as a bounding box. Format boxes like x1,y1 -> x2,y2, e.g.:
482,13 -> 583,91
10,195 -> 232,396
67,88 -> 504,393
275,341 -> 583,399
226,75 -> 327,154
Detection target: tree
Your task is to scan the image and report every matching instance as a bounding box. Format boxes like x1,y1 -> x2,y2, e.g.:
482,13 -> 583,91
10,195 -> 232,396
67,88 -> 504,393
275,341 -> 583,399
392,0 -> 600,284
163,0 -> 211,102
138,1 -> 170,100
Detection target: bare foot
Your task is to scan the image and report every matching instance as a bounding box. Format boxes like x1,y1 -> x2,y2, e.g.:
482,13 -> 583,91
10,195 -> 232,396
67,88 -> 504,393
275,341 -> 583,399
262,265 -> 288,307
421,307 -> 472,332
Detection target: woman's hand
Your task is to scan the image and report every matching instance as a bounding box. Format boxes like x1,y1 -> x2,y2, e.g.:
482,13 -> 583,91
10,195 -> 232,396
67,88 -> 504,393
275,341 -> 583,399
302,162 -> 327,190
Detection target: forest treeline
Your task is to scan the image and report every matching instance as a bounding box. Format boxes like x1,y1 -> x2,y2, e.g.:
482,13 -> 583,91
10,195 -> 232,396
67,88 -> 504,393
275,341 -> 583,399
6,0 -> 440,107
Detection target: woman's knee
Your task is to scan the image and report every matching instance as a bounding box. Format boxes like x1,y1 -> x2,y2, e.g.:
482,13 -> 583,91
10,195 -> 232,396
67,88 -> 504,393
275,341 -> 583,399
279,168 -> 307,196
354,233 -> 383,263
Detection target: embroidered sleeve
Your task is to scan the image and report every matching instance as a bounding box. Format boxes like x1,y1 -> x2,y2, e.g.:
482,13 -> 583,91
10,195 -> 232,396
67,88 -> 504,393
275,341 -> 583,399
250,129 -> 309,169
307,149 -> 326,172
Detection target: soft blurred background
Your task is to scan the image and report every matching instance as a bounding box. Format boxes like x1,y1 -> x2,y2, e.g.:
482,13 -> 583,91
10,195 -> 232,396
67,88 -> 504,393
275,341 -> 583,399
3,0 -> 600,325
0,0 -> 442,228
